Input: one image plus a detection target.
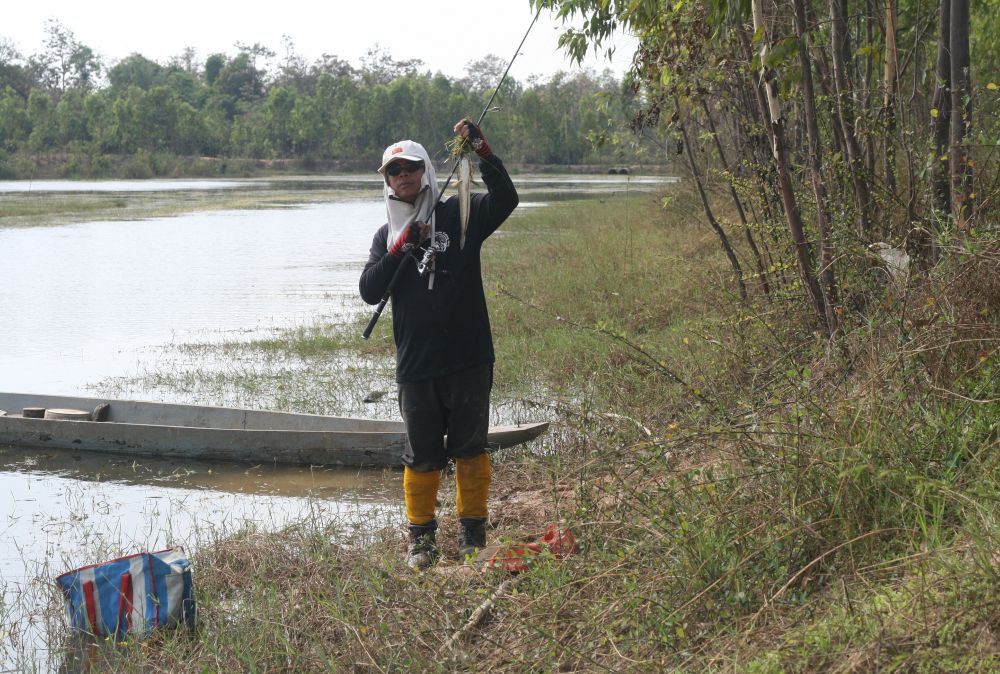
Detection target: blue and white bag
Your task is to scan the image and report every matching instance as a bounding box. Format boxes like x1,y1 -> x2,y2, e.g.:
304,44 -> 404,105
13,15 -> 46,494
56,547 -> 196,640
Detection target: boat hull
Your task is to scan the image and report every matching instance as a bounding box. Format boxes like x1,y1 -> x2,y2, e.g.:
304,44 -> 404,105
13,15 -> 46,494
0,393 -> 549,467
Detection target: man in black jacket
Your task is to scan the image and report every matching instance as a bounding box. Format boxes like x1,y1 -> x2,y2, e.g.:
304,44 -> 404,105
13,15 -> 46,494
359,119 -> 518,569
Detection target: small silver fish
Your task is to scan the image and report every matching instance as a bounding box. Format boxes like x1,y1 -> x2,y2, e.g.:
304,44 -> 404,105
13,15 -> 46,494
457,156 -> 471,249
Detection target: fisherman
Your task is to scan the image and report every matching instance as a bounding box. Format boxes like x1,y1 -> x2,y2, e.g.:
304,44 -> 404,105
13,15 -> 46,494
359,119 -> 518,570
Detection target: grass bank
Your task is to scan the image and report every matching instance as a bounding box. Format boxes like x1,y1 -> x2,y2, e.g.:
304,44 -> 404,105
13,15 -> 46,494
60,188 -> 998,671
0,179 -> 369,230
0,150 -> 671,181
0,151 -> 368,180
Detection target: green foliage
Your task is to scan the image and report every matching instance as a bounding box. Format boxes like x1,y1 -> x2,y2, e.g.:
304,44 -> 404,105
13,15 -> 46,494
540,0 -> 999,340
0,87 -> 30,150
0,34 -> 655,174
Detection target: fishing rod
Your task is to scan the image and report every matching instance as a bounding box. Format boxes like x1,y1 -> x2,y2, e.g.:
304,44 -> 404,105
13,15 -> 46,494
362,6 -> 544,340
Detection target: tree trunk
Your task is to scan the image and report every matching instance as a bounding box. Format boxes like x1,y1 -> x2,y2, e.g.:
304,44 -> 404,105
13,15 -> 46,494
829,0 -> 873,235
949,0 -> 973,233
736,28 -> 787,250
932,0 -> 952,227
862,0 -> 877,202
883,0 -> 899,201
812,47 -> 845,158
677,100 -> 748,301
752,0 -> 829,333
793,0 -> 841,336
700,95 -> 770,295
731,87 -> 783,280
748,72 -> 786,239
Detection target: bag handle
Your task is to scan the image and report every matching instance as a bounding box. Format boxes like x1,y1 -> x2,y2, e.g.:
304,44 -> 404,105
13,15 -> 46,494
82,580 -> 101,638
116,572 -> 134,638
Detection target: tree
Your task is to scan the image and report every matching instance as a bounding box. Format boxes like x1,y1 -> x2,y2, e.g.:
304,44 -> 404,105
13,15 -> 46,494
108,54 -> 164,91
275,36 -> 309,93
174,100 -> 209,155
263,86 -> 297,156
949,0 -> 973,231
67,44 -> 100,91
932,0 -> 953,222
215,52 -> 264,101
170,47 -> 200,76
55,88 -> 90,144
233,42 -> 275,100
677,100 -> 748,301
0,39 -> 33,98
26,89 -> 58,150
792,0 -> 840,333
0,87 -> 30,150
204,53 -> 226,87
35,20 -> 101,93
311,54 -> 356,80
461,55 -> 510,97
359,46 -> 424,85
828,0 -> 873,233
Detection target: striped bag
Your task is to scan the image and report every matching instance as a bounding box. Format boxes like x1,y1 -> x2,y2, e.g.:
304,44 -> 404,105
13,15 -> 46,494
56,547 -> 196,640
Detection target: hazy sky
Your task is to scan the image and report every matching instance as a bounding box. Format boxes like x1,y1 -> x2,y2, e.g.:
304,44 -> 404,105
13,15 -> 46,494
2,1 -> 637,81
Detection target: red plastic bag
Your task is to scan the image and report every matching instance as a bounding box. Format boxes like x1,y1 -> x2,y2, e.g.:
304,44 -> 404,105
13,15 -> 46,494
486,524 -> 577,574
538,523 -> 576,556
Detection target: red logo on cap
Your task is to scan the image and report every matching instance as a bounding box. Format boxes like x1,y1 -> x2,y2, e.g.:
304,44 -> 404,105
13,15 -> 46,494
392,147 -> 403,155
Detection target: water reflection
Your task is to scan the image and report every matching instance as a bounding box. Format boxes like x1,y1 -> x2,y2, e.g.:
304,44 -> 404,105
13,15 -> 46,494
0,445 -> 402,498
0,179 -> 255,193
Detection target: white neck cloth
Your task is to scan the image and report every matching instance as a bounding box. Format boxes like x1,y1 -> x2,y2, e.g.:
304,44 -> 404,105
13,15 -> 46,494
384,142 -> 440,252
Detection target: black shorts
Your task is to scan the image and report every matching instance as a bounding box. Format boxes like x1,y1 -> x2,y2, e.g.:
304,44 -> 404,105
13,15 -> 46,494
397,363 -> 493,472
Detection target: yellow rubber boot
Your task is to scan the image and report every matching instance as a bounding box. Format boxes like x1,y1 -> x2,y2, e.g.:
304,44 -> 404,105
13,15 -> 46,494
455,453 -> 491,520
403,467 -> 440,526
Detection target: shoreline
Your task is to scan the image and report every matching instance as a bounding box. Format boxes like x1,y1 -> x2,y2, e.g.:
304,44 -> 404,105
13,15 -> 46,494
0,151 -> 675,181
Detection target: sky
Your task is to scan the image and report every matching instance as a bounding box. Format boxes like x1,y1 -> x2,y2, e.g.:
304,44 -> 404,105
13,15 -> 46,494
1,1 -> 637,82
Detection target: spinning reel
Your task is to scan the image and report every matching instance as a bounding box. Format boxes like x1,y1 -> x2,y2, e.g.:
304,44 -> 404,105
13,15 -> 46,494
417,231 -> 450,277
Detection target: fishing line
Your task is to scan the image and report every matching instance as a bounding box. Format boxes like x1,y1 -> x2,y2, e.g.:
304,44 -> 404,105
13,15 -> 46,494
432,2 -> 544,202
475,3 -> 544,126
363,5 -> 545,339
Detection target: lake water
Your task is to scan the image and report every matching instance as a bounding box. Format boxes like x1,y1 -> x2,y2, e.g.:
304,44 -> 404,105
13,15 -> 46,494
0,198 -> 382,393
0,172 -> 673,669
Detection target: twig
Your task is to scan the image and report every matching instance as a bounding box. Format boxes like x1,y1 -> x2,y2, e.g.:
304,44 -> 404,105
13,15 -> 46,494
332,617 -> 386,673
443,577 -> 519,653
927,383 -> 999,404
761,528 -> 900,611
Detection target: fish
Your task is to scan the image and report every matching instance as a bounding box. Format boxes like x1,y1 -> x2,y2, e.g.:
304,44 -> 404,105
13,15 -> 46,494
363,389 -> 388,403
457,155 -> 471,249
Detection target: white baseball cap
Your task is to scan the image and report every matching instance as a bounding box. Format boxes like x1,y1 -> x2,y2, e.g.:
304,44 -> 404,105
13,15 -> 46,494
377,140 -> 429,174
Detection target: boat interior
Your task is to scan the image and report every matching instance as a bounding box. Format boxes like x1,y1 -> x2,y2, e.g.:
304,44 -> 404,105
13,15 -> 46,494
0,392 -> 405,433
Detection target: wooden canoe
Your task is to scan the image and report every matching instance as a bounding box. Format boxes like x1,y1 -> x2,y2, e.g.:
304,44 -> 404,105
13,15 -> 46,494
0,392 -> 549,467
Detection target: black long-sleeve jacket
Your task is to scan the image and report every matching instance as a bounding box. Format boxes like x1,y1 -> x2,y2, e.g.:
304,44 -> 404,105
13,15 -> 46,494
359,154 -> 518,383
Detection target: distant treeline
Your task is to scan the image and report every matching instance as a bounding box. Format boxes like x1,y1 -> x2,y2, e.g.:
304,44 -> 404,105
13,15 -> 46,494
0,22 -> 655,177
